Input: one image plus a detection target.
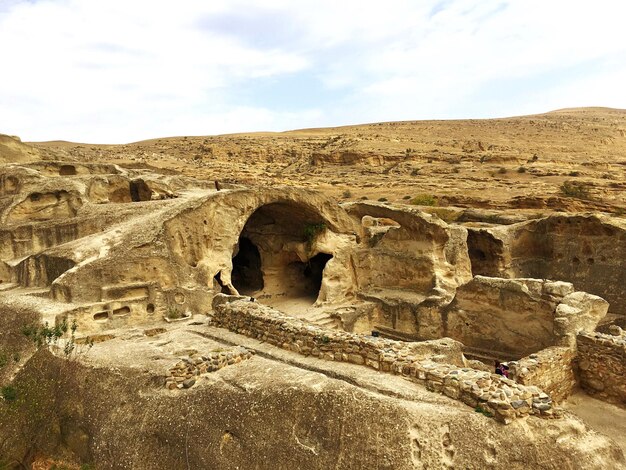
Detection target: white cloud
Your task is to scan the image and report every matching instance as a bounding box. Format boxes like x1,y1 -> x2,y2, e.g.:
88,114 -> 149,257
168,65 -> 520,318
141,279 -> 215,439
0,0 -> 625,142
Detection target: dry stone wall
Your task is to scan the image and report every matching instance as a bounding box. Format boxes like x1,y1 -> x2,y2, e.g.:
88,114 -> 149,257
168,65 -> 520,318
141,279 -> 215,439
577,329 -> 626,406
166,346 -> 254,390
211,295 -> 561,423
506,346 -> 576,403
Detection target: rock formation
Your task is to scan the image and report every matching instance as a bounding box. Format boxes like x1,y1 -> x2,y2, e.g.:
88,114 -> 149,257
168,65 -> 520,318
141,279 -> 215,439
1,120 -> 625,469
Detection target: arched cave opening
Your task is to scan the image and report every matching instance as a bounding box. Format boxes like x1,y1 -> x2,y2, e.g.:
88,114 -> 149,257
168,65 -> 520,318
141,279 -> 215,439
129,179 -> 152,202
231,237 -> 264,295
59,165 -> 77,176
233,202 -> 333,305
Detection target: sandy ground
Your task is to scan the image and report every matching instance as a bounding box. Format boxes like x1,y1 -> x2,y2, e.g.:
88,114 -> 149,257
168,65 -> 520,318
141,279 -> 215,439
564,391 -> 626,452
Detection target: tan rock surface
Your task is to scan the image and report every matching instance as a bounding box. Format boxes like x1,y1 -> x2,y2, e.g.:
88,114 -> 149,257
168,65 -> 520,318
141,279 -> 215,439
1,108 -> 625,468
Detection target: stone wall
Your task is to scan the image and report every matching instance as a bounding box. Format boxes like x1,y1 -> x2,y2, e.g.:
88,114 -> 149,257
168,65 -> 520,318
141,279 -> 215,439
577,329 -> 626,406
506,347 -> 576,403
211,295 -> 560,423
166,346 -> 254,390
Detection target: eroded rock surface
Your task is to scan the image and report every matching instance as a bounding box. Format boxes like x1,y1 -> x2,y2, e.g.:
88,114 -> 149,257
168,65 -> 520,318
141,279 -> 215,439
1,121 -> 625,468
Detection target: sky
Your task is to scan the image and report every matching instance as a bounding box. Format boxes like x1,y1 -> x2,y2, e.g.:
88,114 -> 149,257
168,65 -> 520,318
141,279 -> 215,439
0,0 -> 625,143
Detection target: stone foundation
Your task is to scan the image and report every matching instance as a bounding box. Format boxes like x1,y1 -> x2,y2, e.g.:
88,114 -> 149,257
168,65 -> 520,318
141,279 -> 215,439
166,346 -> 254,390
577,330 -> 626,406
506,346 -> 576,403
211,295 -> 560,423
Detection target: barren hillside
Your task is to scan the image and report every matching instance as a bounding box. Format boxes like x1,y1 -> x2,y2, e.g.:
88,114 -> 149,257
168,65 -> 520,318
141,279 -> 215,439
31,107 -> 626,216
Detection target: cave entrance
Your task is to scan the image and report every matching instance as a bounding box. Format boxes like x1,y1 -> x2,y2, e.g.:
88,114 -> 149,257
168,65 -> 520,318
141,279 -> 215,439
59,164 -> 77,176
301,252 -> 333,297
129,179 -> 152,202
467,229 -> 505,277
232,202 -> 333,306
231,237 -> 264,295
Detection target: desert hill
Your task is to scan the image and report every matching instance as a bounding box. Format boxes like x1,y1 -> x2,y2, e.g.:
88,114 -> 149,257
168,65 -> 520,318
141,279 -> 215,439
29,107 -> 626,215
0,134 -> 41,164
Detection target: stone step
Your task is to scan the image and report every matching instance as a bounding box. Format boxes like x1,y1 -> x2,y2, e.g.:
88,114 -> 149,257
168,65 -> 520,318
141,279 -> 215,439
463,346 -> 518,363
306,314 -> 339,329
0,282 -> 19,292
372,325 -> 420,342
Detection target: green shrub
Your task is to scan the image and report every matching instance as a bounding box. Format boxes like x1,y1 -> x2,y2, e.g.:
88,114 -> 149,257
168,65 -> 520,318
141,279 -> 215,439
517,166 -> 526,173
303,223 -> 327,246
474,405 -> 493,418
22,318 -> 92,359
22,319 -> 73,350
410,194 -> 437,206
560,180 -> 590,199
1,385 -> 17,402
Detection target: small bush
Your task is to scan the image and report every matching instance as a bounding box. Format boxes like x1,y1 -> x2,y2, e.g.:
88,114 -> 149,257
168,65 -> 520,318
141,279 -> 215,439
498,167 -> 507,174
22,318 -> 92,359
342,190 -> 352,198
568,171 -> 581,177
410,194 -> 437,206
303,222 -> 327,249
517,166 -> 526,173
560,180 -> 590,199
402,195 -> 411,200
1,385 -> 17,402
410,168 -> 420,176
474,405 -> 493,418
378,197 -> 387,202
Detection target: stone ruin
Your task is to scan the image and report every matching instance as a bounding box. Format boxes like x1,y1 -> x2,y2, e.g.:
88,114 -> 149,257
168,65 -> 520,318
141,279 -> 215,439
0,158 -> 625,468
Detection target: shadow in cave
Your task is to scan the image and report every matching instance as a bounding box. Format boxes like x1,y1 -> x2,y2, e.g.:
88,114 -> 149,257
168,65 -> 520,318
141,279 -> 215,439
301,253 -> 333,297
231,237 -> 264,295
129,179 -> 152,202
467,229 -> 505,277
